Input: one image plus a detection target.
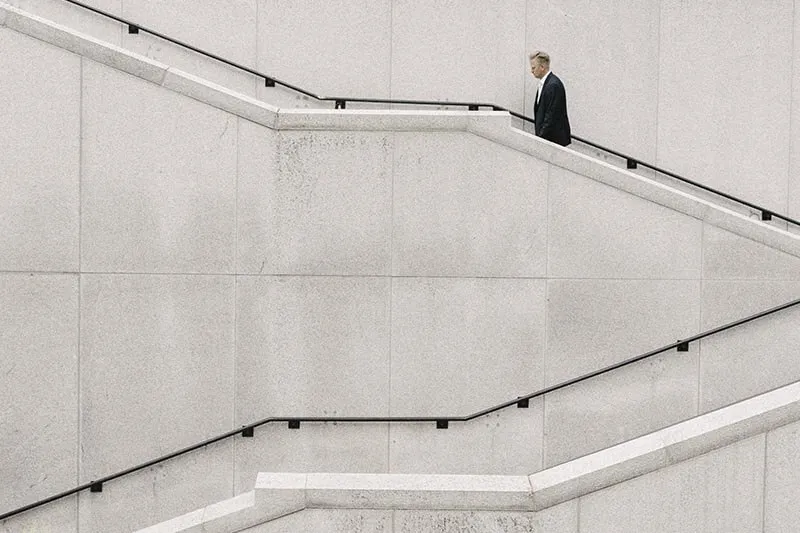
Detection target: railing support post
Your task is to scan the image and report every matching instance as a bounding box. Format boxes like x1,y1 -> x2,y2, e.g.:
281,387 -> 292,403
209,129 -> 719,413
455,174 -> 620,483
241,427 -> 254,437
90,482 -> 103,493
288,420 -> 300,429
335,100 -> 346,109
128,24 -> 139,34
468,105 -> 479,111
517,398 -> 530,408
627,159 -> 638,169
762,211 -> 773,221
436,420 -> 449,429
677,341 -> 689,352
265,78 -> 275,87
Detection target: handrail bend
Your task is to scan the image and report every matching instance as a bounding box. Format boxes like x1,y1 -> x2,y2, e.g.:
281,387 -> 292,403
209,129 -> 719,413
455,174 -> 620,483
3,296 -> 800,521
56,0 -> 800,229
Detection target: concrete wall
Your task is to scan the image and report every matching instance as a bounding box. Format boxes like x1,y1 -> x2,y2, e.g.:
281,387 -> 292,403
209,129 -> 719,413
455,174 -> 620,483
8,0 -> 800,219
4,17 -> 800,532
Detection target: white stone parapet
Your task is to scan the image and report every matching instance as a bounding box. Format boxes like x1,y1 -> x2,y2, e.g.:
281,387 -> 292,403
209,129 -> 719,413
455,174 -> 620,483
138,379 -> 800,531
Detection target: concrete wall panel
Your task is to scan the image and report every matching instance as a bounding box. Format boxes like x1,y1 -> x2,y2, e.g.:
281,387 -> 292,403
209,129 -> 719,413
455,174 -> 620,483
391,278 -> 546,415
81,60 -> 237,274
765,419 -> 800,533
388,404 -> 543,475
122,0 -> 258,97
699,281 -> 800,413
526,0 -> 659,159
235,276 -> 391,420
545,279 -> 702,386
234,424 -> 389,494
0,29 -> 79,272
543,349 -> 697,467
703,225 -> 800,280
0,497 -> 77,533
123,33 -> 259,98
257,0 -> 391,99
5,0 -> 122,45
79,274 -> 235,479
657,0 -> 793,212
548,168 -> 702,279
248,509 -> 392,533
790,6 -> 800,226
393,132 -> 548,277
123,0 -> 257,67
78,442 -> 233,533
237,122 -> 393,276
579,435 -> 765,533
395,500 -> 578,533
0,275 -> 78,512
391,0 -> 526,111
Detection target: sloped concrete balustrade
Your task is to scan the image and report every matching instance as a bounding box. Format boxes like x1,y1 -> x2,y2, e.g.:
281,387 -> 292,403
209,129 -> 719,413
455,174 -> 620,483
139,380 -> 800,532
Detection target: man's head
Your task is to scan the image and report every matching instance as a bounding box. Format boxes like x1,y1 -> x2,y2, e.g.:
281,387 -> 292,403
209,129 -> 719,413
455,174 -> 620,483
529,51 -> 550,80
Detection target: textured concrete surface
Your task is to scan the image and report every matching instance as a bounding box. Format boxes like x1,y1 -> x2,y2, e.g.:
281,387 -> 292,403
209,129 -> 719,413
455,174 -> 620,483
390,277 -> 545,415
123,0 -> 257,96
0,28 -> 79,272
545,279 -> 701,385
548,167 -> 703,279
80,274 -> 235,477
237,122 -> 393,275
657,0 -> 792,214
699,281 -> 800,413
388,404 -> 544,475
579,436 -> 765,533
0,496 -> 77,533
235,276 -> 390,419
703,225 -> 800,280
543,349 -> 697,467
234,424 -> 390,494
393,503 -> 577,533
258,0 -> 391,99
391,0 -> 525,112
0,274 -> 78,512
393,132 -> 548,277
247,509 -> 392,533
765,419 -> 800,533
78,442 -> 234,533
4,0 -> 122,45
81,60 -> 237,273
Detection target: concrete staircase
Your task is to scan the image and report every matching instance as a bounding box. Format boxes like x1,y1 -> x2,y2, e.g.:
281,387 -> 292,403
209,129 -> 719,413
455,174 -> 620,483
2,3 -> 800,532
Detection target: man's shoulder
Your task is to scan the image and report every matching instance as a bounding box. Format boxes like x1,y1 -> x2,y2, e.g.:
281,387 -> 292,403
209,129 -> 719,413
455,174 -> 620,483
543,73 -> 566,96
546,72 -> 564,87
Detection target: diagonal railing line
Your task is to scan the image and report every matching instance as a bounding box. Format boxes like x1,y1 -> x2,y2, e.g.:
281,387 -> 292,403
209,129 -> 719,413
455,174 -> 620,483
53,0 -> 800,229
3,296 -> 800,521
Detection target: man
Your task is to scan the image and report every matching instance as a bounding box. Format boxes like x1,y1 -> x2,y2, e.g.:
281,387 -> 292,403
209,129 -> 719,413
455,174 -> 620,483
530,51 -> 571,146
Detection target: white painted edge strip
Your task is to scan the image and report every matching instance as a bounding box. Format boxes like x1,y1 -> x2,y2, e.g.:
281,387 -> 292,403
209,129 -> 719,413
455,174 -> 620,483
4,1 -> 798,259
528,379 -> 800,510
135,491 -> 256,533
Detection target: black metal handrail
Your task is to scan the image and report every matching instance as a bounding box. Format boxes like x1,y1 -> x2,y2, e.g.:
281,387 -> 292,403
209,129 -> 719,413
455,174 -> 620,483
3,296 -> 800,521
54,0 -> 800,229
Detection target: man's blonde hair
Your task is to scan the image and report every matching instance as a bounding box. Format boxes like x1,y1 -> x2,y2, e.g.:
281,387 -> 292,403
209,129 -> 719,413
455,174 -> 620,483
529,51 -> 550,66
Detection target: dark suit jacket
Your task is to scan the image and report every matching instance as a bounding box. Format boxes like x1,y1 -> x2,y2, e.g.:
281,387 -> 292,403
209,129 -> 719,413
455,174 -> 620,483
534,72 -> 571,146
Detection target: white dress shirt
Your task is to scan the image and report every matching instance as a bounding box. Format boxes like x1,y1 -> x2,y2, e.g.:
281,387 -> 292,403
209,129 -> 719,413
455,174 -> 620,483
536,70 -> 551,105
